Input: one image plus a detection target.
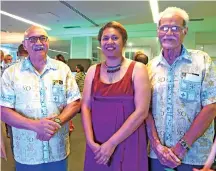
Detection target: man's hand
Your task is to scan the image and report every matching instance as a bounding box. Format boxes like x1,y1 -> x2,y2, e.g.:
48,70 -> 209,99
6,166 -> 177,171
171,142 -> 187,160
153,143 -> 181,168
32,117 -> 61,141
94,140 -> 117,165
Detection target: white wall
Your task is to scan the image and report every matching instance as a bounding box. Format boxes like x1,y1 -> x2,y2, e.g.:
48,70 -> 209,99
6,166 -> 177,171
196,44 -> 216,64
124,46 -> 152,59
196,44 -> 216,57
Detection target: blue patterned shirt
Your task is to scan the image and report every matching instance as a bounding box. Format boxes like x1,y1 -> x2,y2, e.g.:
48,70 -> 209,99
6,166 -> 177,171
148,46 -> 216,165
0,57 -> 81,164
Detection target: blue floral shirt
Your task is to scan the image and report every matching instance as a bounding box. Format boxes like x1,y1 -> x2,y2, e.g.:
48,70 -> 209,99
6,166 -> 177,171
0,57 -> 81,164
147,46 -> 216,165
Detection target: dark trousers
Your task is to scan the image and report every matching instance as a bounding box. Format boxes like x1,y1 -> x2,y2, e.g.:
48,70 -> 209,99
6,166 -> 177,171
15,158 -> 67,171
149,158 -> 203,171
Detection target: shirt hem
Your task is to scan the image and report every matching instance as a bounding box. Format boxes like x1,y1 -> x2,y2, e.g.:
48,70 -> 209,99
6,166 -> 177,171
14,154 -> 69,165
148,156 -> 206,165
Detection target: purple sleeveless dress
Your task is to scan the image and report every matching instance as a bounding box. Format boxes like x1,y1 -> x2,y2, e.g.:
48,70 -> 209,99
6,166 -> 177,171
84,61 -> 148,171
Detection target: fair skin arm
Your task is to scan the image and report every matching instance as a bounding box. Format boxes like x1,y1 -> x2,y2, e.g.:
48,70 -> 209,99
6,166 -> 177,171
37,68 -> 81,140
146,112 -> 181,168
95,63 -> 151,165
1,101 -> 80,141
1,106 -> 61,141
36,100 -> 81,141
81,65 -> 101,153
172,103 -> 216,159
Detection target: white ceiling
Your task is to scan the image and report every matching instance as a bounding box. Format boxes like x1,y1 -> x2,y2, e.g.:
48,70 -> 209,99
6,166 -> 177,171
1,1 -> 216,56
1,1 -> 216,33
1,1 -> 153,32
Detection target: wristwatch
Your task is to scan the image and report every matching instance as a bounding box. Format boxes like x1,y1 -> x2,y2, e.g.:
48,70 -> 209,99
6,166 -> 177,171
179,139 -> 191,151
53,117 -> 62,126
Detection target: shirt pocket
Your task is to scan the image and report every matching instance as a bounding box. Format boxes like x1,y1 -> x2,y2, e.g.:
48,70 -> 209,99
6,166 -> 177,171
179,78 -> 201,102
52,84 -> 66,105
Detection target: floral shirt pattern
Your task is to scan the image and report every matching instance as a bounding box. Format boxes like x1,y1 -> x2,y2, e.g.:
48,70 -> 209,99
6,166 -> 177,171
147,46 -> 216,165
0,57 -> 81,164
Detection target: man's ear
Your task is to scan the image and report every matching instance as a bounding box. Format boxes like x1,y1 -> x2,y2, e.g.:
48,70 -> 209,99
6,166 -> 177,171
22,41 -> 27,50
183,27 -> 188,35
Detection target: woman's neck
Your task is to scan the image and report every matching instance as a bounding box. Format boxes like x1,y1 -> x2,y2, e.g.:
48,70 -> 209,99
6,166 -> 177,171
105,56 -> 124,67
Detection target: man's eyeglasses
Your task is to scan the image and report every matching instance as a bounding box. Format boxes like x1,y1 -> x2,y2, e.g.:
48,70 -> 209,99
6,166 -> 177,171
24,36 -> 48,43
158,25 -> 185,33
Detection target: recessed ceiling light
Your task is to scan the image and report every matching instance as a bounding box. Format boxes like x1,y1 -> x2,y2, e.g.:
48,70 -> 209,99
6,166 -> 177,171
49,49 -> 68,54
149,0 -> 159,23
0,10 -> 51,30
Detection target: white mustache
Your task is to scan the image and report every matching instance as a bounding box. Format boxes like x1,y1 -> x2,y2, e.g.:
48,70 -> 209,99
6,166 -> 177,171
32,45 -> 45,51
162,37 -> 177,41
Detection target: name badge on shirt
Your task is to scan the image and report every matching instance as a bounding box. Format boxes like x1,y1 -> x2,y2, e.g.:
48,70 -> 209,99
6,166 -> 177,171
53,80 -> 63,85
182,72 -> 201,82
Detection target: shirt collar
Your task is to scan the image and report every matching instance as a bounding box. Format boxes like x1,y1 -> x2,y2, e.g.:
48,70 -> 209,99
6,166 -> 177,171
154,45 -> 192,66
21,56 -> 58,72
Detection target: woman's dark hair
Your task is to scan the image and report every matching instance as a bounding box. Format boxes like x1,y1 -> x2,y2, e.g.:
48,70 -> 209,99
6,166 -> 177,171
56,54 -> 66,63
97,21 -> 128,46
133,51 -> 149,65
76,64 -> 85,72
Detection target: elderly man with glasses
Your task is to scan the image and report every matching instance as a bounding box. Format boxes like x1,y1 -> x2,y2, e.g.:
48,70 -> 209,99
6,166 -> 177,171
146,7 -> 216,171
0,26 -> 81,171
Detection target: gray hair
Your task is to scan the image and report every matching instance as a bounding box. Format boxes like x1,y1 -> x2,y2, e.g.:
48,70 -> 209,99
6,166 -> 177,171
158,7 -> 189,27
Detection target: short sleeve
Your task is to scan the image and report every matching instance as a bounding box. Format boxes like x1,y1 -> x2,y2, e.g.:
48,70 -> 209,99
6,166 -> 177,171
201,54 -> 216,106
0,68 -> 16,108
65,66 -> 81,104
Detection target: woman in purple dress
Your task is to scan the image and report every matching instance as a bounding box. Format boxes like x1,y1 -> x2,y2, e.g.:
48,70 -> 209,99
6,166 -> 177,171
82,21 -> 151,171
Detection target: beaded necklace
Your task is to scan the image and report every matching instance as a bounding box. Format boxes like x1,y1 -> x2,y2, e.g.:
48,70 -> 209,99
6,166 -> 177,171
104,62 -> 121,73
104,58 -> 124,73
104,58 -> 124,83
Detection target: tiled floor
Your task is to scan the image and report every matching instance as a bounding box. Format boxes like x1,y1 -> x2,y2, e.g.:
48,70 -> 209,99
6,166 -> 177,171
1,114 -> 86,171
